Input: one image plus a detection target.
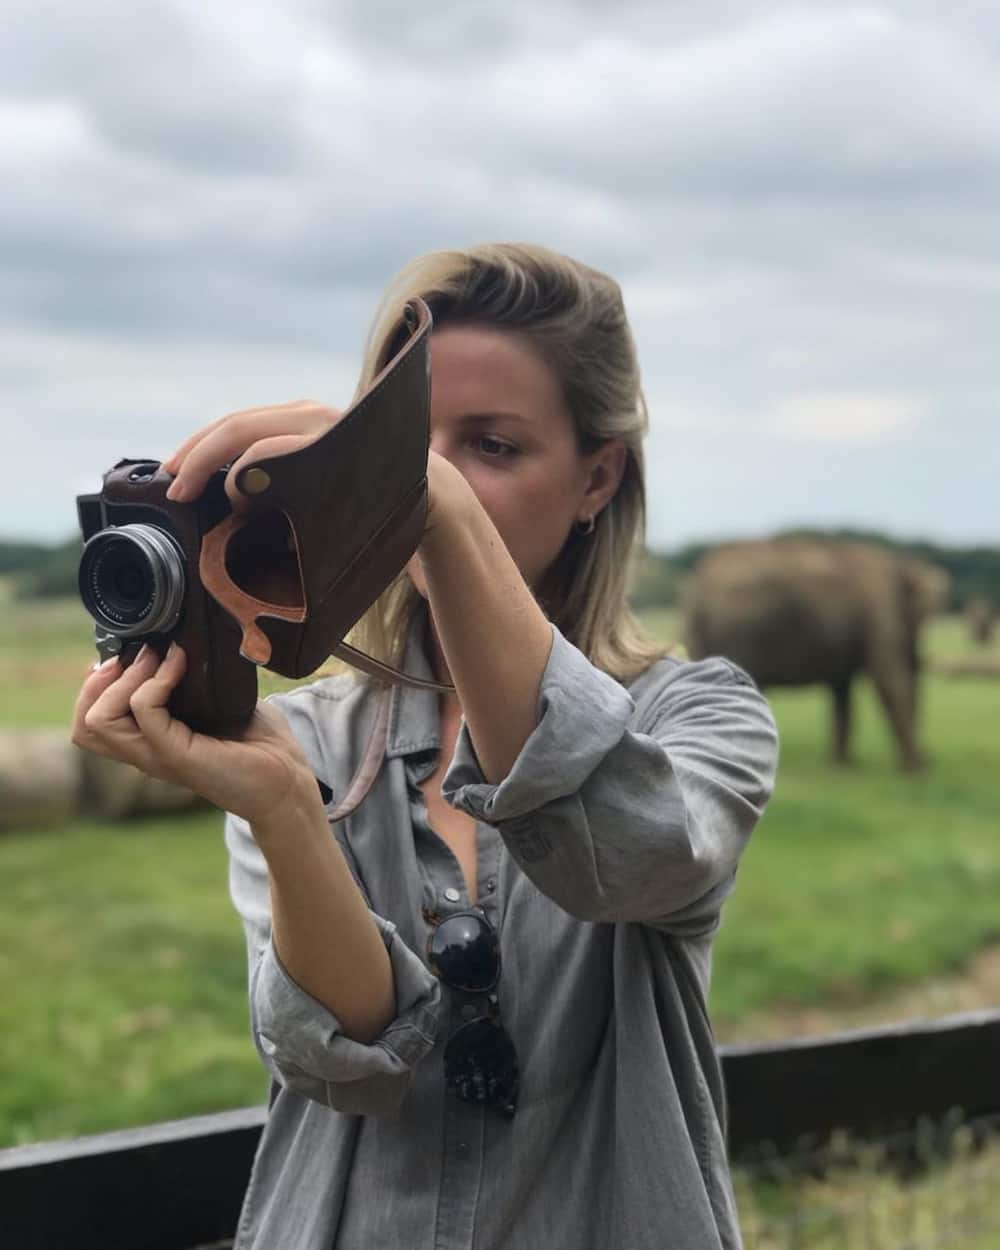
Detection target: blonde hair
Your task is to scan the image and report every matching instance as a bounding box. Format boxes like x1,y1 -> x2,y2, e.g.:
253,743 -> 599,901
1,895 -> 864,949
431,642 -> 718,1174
348,242 -> 667,683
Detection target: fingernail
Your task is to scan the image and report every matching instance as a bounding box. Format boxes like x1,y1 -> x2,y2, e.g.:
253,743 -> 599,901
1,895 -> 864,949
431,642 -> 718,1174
136,644 -> 154,663
93,656 -> 120,671
165,480 -> 189,502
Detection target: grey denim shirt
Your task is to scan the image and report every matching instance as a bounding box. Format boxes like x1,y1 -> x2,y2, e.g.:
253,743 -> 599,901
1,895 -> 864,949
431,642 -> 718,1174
225,623 -> 779,1250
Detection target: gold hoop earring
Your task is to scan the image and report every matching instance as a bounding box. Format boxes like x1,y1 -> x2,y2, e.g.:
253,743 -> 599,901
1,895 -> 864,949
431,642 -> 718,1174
574,515 -> 596,537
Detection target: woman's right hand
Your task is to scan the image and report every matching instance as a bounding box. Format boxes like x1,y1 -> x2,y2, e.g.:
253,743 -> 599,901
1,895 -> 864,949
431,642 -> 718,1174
71,642 -> 324,834
161,399 -> 342,510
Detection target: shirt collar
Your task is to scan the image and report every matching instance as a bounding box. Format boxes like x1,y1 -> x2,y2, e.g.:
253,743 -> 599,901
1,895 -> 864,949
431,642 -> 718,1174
384,607 -> 442,760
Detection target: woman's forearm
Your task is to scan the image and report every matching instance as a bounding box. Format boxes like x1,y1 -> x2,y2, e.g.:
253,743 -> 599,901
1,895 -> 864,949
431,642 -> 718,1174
251,790 -> 395,1044
420,488 -> 554,783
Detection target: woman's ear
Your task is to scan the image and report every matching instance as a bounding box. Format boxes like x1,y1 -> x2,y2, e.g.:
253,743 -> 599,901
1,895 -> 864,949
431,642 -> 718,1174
579,439 -> 627,521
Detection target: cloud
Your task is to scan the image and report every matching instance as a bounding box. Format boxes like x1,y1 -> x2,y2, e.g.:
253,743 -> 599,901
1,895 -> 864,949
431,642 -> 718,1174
1,1 -> 998,546
766,391 -> 929,442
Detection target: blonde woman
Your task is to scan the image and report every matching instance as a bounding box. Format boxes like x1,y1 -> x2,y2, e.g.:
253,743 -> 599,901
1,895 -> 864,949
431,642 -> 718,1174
72,244 -> 778,1250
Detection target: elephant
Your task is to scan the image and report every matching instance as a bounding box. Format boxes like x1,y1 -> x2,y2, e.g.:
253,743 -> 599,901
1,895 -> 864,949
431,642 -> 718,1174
965,595 -> 997,646
683,539 -> 949,772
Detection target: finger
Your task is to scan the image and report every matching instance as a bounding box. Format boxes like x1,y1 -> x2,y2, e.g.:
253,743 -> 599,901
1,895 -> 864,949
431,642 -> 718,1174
161,400 -> 318,475
85,644 -> 162,729
71,656 -> 122,745
129,643 -> 194,764
161,412 -> 238,476
223,432 -> 322,511
164,408 -> 328,504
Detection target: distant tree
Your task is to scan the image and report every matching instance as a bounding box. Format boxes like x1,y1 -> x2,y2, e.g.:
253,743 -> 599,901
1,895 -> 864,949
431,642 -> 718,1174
629,549 -> 682,609
0,541 -> 52,575
11,538 -> 82,599
4,528 -> 999,610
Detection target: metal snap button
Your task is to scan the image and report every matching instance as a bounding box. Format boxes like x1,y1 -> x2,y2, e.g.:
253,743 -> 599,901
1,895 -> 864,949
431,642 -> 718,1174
444,887 -> 461,903
241,467 -> 272,495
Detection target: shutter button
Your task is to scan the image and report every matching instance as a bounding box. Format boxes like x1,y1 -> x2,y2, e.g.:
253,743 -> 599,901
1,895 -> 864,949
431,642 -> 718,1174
444,887 -> 461,903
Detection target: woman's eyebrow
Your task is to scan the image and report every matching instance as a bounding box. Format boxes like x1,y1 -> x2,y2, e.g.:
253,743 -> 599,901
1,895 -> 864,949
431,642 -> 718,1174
455,411 -> 530,426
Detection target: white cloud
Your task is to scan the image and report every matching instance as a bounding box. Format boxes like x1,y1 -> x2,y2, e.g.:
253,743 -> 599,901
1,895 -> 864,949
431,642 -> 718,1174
766,391 -> 929,442
1,1 -> 998,546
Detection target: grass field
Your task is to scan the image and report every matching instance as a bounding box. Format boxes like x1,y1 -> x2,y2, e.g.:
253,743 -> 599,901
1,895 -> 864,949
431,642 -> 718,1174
2,595 -> 999,1151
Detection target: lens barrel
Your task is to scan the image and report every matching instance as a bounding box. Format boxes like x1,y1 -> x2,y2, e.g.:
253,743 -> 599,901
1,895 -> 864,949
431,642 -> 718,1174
79,524 -> 186,637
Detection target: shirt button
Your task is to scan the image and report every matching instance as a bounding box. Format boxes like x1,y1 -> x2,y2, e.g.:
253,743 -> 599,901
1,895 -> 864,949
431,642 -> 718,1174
486,879 -> 496,893
456,1141 -> 470,1158
444,887 -> 461,903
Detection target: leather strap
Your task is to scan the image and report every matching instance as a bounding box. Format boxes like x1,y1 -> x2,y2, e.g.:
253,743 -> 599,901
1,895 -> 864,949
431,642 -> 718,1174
319,641 -> 452,822
332,640 -> 453,694
326,690 -> 392,823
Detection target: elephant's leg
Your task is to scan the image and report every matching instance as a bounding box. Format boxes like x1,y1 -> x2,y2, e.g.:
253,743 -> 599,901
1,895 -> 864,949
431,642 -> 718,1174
831,678 -> 852,765
868,654 -> 925,772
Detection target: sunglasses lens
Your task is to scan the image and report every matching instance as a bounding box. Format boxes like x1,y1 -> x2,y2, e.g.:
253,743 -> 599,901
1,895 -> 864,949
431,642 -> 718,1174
428,913 -> 499,993
444,1018 -> 519,1117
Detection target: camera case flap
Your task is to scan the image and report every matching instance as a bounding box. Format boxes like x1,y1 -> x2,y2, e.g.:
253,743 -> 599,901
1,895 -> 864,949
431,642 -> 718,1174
198,296 -> 432,678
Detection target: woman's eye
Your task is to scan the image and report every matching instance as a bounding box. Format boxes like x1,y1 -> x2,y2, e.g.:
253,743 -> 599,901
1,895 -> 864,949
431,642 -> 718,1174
476,436 -> 516,458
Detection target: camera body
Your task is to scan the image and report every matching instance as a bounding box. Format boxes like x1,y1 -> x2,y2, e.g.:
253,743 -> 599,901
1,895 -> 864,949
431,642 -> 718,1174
77,459 -> 258,734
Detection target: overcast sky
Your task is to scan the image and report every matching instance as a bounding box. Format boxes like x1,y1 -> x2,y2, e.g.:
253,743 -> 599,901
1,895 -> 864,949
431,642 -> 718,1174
3,0 -> 997,551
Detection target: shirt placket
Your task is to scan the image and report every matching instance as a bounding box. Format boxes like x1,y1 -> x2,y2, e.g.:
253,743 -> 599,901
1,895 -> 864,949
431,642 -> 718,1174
405,754 -> 498,1250
433,821 -> 504,1250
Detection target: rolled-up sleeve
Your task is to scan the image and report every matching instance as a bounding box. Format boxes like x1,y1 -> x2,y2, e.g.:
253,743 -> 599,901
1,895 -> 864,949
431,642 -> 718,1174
442,626 -> 778,935
225,811 -> 440,1116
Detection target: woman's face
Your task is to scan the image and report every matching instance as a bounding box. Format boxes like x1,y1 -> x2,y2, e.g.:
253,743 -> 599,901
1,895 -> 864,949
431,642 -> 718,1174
410,324 -> 624,596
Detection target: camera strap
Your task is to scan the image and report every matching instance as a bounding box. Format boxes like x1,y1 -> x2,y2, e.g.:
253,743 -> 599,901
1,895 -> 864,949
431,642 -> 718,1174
323,689 -> 392,822
331,640 -> 453,694
318,641 -> 455,821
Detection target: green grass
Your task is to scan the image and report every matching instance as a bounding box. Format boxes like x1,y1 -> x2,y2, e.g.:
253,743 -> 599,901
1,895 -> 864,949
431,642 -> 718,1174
0,812 -> 266,1146
635,605 -> 1000,1029
709,673 -> 1000,1030
733,1125 -> 1000,1250
2,597 -> 1000,1146
0,595 -> 95,729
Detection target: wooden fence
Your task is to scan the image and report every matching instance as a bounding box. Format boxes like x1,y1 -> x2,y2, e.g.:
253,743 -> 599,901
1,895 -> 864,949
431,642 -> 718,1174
3,1009 -> 1000,1250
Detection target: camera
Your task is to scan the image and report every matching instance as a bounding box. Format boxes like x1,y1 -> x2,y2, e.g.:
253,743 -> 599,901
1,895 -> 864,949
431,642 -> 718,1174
76,297 -> 434,739
77,460 -> 259,734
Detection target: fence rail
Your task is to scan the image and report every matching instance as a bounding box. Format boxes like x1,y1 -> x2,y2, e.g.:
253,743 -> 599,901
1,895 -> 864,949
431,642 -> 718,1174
3,1010 -> 1000,1250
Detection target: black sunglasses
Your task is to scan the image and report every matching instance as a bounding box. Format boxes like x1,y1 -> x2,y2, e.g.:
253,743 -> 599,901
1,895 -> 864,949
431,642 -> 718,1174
425,908 -> 520,1118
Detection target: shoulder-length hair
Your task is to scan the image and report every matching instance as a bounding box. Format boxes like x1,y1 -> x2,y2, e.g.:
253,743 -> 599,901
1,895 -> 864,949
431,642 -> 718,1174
348,242 -> 667,683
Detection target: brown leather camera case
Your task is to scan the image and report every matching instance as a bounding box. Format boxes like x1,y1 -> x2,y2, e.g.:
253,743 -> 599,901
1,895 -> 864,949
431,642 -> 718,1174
199,298 -> 434,681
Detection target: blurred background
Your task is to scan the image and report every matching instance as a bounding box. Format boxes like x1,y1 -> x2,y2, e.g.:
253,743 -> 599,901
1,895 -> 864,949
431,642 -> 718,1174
1,2 -> 998,1244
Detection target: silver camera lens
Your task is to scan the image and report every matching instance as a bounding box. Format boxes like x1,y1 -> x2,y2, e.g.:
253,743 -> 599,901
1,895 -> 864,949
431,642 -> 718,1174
78,523 -> 186,637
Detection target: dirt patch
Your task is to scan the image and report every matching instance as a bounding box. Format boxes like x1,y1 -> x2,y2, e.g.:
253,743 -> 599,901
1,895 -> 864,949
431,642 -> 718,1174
717,944 -> 1000,1044
932,658 -> 1000,678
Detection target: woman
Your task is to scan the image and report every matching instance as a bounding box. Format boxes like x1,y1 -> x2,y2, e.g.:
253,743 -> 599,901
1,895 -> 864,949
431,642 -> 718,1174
72,243 -> 779,1249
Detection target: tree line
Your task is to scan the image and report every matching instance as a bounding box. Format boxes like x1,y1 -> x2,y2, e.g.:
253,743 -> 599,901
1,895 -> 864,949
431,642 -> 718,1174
1,527 -> 998,610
